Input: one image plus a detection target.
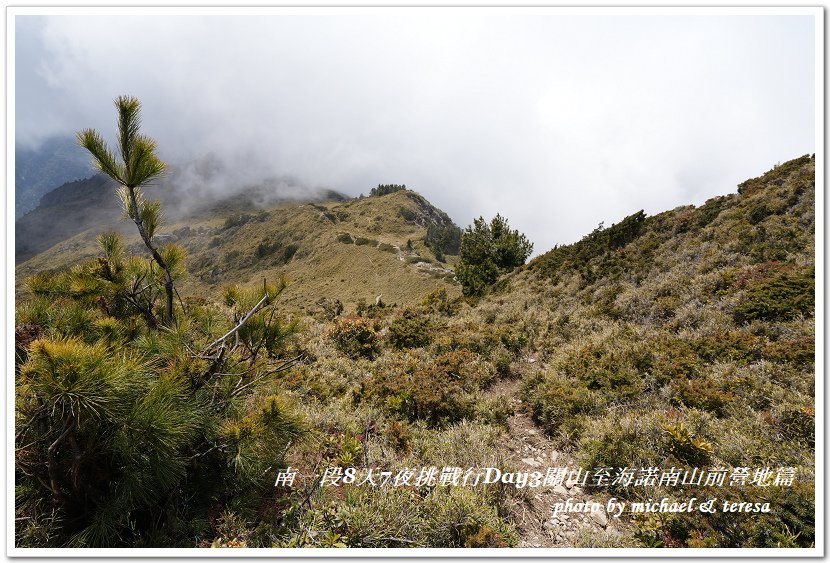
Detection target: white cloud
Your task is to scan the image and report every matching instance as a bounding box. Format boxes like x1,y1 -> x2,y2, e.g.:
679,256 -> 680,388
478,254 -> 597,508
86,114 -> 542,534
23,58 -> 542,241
14,10 -> 816,255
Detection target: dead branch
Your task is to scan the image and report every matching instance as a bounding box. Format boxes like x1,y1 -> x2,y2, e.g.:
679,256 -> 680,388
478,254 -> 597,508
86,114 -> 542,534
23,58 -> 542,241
203,292 -> 270,353
230,354 -> 304,397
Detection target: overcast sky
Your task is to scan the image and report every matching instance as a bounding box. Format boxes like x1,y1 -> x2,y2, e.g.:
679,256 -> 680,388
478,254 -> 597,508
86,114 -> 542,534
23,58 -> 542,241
14,9 -> 817,255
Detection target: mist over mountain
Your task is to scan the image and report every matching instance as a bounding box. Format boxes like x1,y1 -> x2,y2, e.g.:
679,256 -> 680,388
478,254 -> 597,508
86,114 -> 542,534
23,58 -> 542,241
15,135 -> 91,218
15,14 -> 815,255
15,158 -> 348,264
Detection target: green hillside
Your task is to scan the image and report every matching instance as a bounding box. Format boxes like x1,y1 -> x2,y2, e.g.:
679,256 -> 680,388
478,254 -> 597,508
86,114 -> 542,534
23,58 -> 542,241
17,189 -> 463,312
14,155 -> 815,549
504,154 -> 816,547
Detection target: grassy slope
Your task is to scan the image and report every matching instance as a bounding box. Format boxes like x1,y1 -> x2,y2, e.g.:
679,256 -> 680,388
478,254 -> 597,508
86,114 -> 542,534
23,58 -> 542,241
14,156 -> 815,549
262,155 -> 815,548
480,154 -> 816,547
16,190 -> 461,313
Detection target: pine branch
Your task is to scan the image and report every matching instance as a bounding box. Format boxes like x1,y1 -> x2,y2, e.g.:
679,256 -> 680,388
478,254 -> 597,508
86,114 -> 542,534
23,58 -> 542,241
76,129 -> 123,183
116,95 -> 141,167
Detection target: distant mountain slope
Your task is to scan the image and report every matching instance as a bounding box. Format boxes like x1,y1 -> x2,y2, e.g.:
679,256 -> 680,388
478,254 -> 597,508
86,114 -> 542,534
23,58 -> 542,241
14,168 -> 349,264
16,174 -> 120,262
16,188 -> 463,312
15,136 -> 93,218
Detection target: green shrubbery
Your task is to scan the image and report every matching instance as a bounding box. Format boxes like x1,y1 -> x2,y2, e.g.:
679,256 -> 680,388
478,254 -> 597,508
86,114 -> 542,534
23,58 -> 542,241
354,237 -> 378,247
398,206 -> 417,222
523,374 -> 605,439
456,215 -> 532,296
528,210 -> 647,283
361,350 -> 493,427
328,316 -> 381,359
733,264 -> 814,324
669,378 -> 735,417
388,308 -> 434,349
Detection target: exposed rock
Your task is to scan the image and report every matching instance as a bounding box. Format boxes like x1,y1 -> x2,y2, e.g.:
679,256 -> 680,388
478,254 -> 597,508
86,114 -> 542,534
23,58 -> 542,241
591,509 -> 608,528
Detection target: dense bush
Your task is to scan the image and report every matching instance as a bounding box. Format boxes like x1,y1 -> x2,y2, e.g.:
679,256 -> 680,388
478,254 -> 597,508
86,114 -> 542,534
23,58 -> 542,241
354,237 -> 378,247
693,330 -> 762,364
528,210 -> 647,283
388,308 -> 434,349
762,336 -> 814,366
223,213 -> 254,230
456,214 -> 533,296
398,206 -> 417,222
669,378 -> 735,417
420,288 -> 462,316
328,316 -> 381,359
733,264 -> 814,324
361,350 -> 493,427
524,374 -> 605,439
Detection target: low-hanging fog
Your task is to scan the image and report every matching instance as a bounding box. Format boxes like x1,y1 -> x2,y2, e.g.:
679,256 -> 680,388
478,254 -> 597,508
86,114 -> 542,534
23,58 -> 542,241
15,10 -> 816,255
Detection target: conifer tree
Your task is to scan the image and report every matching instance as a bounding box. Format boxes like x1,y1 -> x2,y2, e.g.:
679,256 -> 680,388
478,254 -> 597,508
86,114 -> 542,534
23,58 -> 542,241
456,214 -> 533,296
77,96 -> 175,324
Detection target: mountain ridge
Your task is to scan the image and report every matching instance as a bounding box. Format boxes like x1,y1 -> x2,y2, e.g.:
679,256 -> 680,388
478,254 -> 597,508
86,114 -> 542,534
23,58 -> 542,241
14,154 -> 816,549
16,187 -> 464,313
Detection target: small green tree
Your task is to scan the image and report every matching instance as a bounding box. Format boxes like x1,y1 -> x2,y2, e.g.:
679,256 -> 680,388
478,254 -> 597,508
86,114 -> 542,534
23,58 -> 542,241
16,245 -> 305,547
77,96 -> 175,324
16,95 -> 307,548
370,184 -> 406,196
456,214 -> 533,296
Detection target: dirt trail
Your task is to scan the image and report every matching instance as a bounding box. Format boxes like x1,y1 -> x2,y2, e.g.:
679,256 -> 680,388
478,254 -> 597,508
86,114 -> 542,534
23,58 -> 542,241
496,377 -> 626,548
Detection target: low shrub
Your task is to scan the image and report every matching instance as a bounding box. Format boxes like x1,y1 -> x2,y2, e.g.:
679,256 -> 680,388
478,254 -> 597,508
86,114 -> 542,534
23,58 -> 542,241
388,309 -> 434,350
354,237 -> 378,247
669,378 -> 735,417
328,316 -> 381,359
420,288 -> 462,316
762,336 -> 814,366
662,421 -> 713,466
525,375 -> 605,439
577,412 -> 665,493
223,213 -> 253,229
733,264 -> 814,324
282,243 -> 299,262
693,330 -> 762,364
362,350 -> 492,427
398,207 -> 417,222
774,403 -> 814,444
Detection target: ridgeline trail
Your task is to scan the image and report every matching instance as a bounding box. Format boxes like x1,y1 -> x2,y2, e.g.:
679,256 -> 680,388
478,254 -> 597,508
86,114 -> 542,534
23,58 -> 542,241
495,376 -> 630,548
